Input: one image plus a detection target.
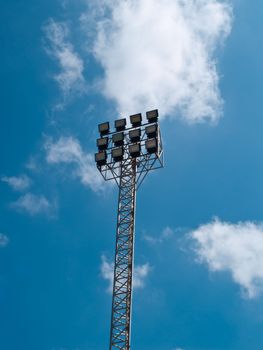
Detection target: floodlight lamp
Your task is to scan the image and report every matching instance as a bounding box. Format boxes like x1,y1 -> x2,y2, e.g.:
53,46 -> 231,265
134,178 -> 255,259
146,109 -> 158,123
130,113 -> 142,127
98,122 -> 110,136
95,151 -> 107,166
129,128 -> 141,143
97,137 -> 109,150
115,118 -> 126,131
145,124 -> 158,138
129,143 -> 141,158
112,147 -> 124,162
145,138 -> 158,154
112,132 -> 124,146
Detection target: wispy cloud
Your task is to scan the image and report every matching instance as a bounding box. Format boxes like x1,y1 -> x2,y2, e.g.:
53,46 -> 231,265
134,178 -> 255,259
0,233 -> 9,247
86,0 -> 233,123
100,255 -> 114,293
191,218 -> 263,299
10,193 -> 56,217
43,18 -> 85,98
144,226 -> 174,244
45,136 -> 105,192
101,255 -> 151,293
25,156 -> 39,172
1,174 -> 31,191
133,263 -> 151,288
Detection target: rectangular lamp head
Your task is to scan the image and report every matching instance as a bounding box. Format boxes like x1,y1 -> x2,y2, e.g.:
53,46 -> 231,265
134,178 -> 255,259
129,128 -> 141,143
115,118 -> 126,131
97,137 -> 108,150
95,151 -> 107,166
146,138 -> 158,154
98,122 -> 110,136
130,113 -> 142,127
145,124 -> 158,138
146,109 -> 158,123
112,147 -> 124,162
112,132 -> 124,146
129,143 -> 141,158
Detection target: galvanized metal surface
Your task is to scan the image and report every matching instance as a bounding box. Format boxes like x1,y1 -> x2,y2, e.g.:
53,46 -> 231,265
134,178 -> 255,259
96,113 -> 163,350
109,159 -> 136,350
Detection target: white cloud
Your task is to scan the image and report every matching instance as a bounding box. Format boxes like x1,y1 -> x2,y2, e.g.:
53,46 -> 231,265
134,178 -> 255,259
133,263 -> 151,288
11,193 -> 54,216
45,136 -> 105,192
101,255 -> 151,292
101,255 -> 114,292
25,157 -> 39,172
191,218 -> 263,299
88,0 -> 233,123
0,233 -> 9,247
144,226 -> 174,244
1,174 -> 31,191
43,18 -> 85,96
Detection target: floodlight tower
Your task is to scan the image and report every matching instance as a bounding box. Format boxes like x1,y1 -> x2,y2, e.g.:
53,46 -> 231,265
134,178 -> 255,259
95,109 -> 164,350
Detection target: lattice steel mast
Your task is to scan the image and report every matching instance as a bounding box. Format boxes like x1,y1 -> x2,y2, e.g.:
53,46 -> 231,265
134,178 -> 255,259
109,159 -> 136,349
95,110 -> 163,350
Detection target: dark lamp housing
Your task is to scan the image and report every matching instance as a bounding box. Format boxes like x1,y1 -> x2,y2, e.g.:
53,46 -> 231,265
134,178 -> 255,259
112,147 -> 124,162
146,109 -> 158,123
112,132 -> 124,146
95,151 -> 107,166
129,128 -> 141,143
98,122 -> 110,136
129,143 -> 141,158
146,138 -> 158,154
97,137 -> 108,150
115,118 -> 126,131
130,113 -> 142,127
145,124 -> 158,138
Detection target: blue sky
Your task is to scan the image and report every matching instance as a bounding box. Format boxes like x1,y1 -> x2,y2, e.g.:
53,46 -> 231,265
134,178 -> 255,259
1,1 -> 263,349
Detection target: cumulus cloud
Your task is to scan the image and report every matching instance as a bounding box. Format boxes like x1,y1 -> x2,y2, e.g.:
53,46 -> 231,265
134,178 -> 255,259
45,136 -> 105,192
87,0 -> 233,123
1,174 -> 31,191
191,218 -> 263,299
144,226 -> 174,244
101,255 -> 151,292
0,233 -> 9,247
43,18 -> 85,96
11,193 -> 55,216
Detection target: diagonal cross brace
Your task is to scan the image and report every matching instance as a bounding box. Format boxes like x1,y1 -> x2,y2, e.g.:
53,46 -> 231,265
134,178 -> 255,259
109,160 -> 136,350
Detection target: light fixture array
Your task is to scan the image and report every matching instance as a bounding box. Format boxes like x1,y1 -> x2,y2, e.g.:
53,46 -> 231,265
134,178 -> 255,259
95,109 -> 161,168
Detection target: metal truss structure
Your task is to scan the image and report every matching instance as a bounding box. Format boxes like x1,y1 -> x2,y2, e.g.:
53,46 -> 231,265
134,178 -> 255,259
95,111 -> 163,350
98,125 -> 163,190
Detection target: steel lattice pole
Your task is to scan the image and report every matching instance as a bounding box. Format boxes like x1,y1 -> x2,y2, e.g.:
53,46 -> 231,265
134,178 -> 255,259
109,159 -> 137,350
95,109 -> 163,349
